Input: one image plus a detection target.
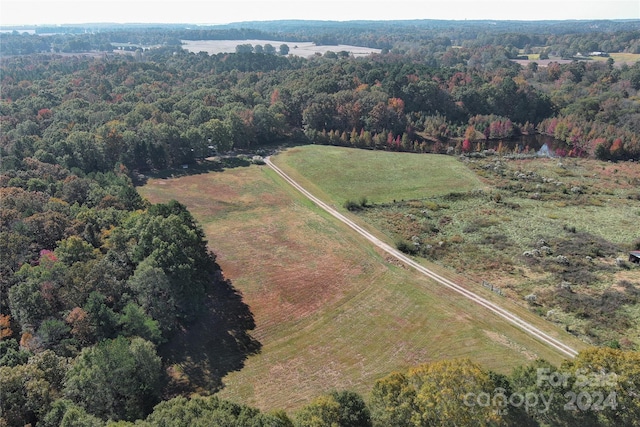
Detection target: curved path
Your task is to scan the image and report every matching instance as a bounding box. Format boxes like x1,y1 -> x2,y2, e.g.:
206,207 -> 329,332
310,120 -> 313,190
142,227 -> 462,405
265,157 -> 579,359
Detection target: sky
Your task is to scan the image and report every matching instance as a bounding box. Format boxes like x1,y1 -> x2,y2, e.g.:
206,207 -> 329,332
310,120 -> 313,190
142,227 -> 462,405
1,0 -> 639,27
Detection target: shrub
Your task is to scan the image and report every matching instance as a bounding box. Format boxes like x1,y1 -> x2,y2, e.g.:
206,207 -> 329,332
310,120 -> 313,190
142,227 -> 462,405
344,199 -> 362,211
395,238 -> 417,255
251,155 -> 265,165
343,197 -> 369,211
551,285 -> 638,335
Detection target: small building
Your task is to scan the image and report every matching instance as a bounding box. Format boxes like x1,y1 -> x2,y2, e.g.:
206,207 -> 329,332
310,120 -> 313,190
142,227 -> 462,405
629,251 -> 640,264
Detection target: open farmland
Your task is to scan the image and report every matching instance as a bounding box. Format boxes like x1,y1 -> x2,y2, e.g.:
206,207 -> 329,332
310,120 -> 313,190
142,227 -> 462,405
181,39 -> 382,57
512,52 -> 640,68
139,150 -> 585,411
591,52 -> 640,64
273,145 -> 485,204
276,147 -> 640,349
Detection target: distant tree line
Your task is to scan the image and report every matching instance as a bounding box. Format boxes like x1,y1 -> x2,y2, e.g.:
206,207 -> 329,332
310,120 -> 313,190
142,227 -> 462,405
2,46 -> 638,173
3,20 -> 640,56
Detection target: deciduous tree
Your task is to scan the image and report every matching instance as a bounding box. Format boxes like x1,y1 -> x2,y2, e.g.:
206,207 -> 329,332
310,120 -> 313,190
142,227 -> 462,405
64,336 -> 162,421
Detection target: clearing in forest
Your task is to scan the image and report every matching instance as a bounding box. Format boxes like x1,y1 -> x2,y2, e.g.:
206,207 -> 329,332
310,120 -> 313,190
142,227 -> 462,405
139,147 -> 585,411
276,146 -> 640,348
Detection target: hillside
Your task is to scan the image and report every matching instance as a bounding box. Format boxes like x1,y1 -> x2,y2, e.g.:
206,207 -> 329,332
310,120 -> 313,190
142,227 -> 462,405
139,149 -> 585,410
276,146 -> 640,349
2,18 -> 639,424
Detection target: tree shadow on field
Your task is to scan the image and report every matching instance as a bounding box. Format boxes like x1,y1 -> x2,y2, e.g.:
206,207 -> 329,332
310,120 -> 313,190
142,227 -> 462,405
159,274 -> 261,398
134,157 -> 252,185
133,140 -> 311,186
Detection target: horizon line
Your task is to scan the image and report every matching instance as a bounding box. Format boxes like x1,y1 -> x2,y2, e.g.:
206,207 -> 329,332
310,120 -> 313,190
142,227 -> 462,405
2,17 -> 639,28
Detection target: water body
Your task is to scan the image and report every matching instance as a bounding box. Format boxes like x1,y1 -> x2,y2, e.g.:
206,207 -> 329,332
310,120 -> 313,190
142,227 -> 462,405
475,134 -> 564,157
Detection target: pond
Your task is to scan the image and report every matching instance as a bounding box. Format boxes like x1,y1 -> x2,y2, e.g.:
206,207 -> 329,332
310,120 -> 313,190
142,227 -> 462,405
479,134 -> 572,157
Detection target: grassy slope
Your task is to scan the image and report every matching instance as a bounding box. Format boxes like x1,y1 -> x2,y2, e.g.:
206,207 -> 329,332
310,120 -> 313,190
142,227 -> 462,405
278,147 -> 640,348
273,145 -> 589,339
278,145 -> 486,204
139,149 -> 585,412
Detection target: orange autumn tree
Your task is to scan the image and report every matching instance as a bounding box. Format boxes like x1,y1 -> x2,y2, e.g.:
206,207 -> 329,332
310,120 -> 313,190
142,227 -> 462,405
0,314 -> 12,339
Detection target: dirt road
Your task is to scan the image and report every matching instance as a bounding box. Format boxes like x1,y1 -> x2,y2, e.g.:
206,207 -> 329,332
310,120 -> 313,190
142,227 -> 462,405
265,157 -> 579,359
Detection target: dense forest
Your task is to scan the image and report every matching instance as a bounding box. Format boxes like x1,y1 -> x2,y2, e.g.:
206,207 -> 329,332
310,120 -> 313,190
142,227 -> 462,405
2,22 -> 640,168
1,20 -> 640,425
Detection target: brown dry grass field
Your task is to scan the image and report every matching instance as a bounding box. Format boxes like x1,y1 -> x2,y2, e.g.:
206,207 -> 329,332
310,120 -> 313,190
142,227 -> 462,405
139,154 -> 586,411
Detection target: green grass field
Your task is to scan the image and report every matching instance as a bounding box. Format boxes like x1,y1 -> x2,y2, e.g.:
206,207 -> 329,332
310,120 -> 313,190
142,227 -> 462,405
139,149 -> 586,411
592,52 -> 640,64
275,145 -> 484,204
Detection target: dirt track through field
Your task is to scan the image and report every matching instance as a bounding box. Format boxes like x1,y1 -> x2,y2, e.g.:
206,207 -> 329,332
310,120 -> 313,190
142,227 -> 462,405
265,157 -> 579,359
